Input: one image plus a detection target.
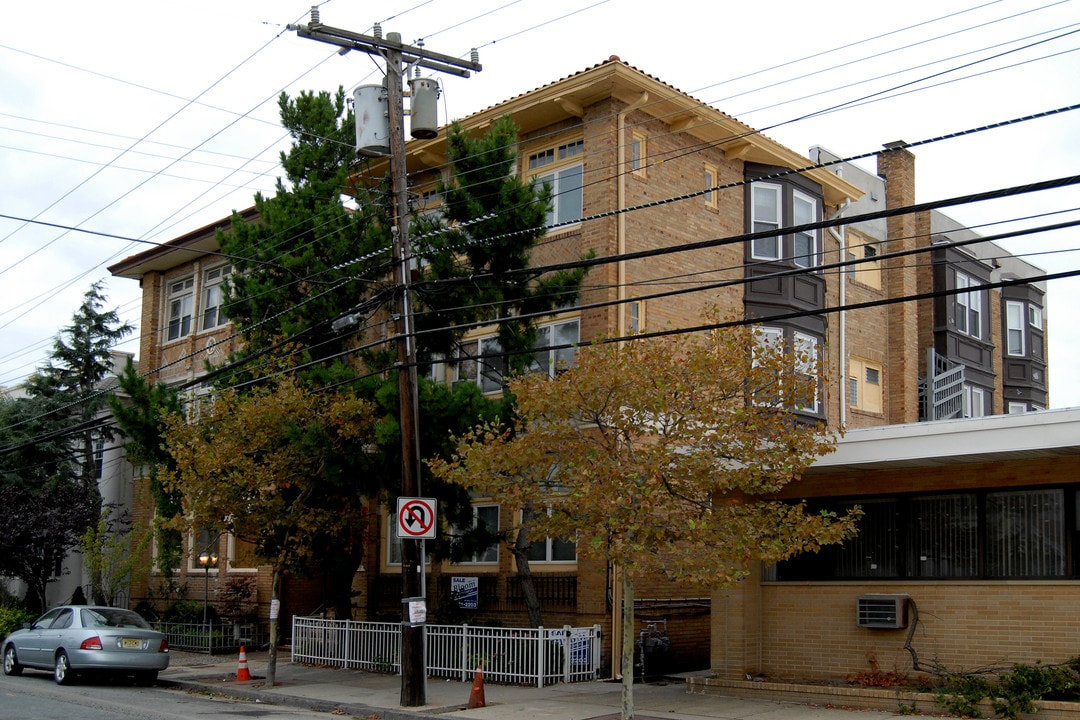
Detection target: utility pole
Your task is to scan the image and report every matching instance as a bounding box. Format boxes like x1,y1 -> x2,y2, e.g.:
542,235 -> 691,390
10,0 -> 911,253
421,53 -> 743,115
290,9 -> 481,707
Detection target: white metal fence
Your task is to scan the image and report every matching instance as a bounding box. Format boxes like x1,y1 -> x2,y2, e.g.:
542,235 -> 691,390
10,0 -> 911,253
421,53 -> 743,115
291,616 -> 602,687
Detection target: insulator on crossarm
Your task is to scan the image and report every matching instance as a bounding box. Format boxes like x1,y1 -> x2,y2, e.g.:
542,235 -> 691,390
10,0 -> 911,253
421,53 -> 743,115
471,48 -> 479,65
310,6 -> 319,24
373,22 -> 382,39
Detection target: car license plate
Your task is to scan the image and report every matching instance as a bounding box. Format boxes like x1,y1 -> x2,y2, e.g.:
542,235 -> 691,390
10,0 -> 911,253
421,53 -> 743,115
121,638 -> 142,649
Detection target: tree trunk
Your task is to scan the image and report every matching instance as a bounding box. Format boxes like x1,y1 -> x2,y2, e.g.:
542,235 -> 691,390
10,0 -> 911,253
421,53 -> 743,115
266,568 -> 281,687
621,572 -> 635,720
511,503 -> 544,627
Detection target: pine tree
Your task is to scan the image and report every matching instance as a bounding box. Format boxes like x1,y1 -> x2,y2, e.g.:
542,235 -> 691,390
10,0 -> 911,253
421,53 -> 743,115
15,281 -> 132,606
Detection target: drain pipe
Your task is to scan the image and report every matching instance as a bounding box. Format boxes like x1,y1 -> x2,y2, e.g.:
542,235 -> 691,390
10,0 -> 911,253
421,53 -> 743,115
617,91 -> 649,337
828,200 -> 850,428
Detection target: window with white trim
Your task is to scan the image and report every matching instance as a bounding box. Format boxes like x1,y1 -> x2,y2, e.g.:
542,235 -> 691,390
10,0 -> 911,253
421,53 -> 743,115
201,264 -> 232,331
453,504 -> 499,564
630,132 -> 646,176
629,300 -> 645,333
752,326 -> 822,415
962,384 -> 987,418
1008,402 -> 1029,414
522,509 -> 577,563
187,527 -> 219,573
792,190 -> 817,268
793,332 -> 820,413
750,182 -> 821,268
470,319 -> 580,394
1028,304 -> 1043,329
954,271 -> 983,339
1006,300 -> 1025,356
751,184 -> 781,260
530,140 -> 583,227
167,276 -> 194,341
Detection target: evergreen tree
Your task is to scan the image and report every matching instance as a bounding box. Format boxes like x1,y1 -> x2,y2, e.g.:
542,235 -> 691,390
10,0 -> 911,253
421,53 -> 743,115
21,281 -> 132,604
109,359 -> 184,575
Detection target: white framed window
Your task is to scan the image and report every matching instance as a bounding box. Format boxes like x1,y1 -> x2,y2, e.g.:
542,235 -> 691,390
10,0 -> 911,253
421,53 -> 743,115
628,300 -> 645,334
751,326 -> 784,407
1005,300 -> 1025,356
167,276 -> 194,341
1008,402 -> 1029,414
187,527 -> 219,573
473,319 -> 580,394
751,183 -> 781,260
521,510 -> 576,563
792,190 -> 818,269
848,357 -> 882,414
793,332 -> 820,413
630,132 -> 646,175
528,319 -> 579,378
531,140 -> 584,228
955,271 -> 983,339
1028,304 -> 1043,329
962,384 -> 986,418
753,326 -> 822,414
454,504 -> 499,564
201,264 -> 232,331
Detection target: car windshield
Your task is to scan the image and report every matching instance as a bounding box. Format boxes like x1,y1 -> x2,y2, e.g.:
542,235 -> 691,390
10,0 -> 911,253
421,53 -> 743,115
81,608 -> 152,630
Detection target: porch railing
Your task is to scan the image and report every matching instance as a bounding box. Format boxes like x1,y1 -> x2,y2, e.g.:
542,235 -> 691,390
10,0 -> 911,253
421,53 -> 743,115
291,616 -> 601,687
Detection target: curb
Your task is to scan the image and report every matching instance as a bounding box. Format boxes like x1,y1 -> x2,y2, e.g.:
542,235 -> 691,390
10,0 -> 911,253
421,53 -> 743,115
158,676 -> 470,720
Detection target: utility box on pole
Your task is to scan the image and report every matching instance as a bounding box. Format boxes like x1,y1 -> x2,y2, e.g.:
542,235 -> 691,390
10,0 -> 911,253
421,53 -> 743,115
353,84 -> 390,156
409,77 -> 439,139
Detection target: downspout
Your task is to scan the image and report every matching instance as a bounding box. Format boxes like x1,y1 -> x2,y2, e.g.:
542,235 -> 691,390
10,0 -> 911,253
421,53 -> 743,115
612,92 -> 649,680
617,92 -> 649,337
827,201 -> 850,428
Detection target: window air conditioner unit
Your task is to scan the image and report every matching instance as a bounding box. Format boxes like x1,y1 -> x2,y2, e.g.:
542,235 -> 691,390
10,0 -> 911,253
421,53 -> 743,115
857,594 -> 909,629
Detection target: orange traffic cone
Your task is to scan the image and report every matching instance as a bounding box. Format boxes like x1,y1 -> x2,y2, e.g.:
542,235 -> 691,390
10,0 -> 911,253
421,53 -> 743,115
236,645 -> 252,682
467,664 -> 486,709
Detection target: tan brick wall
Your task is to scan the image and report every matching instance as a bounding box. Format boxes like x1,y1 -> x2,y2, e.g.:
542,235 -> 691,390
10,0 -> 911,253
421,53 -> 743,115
712,580 -> 1080,681
711,454 -> 1080,680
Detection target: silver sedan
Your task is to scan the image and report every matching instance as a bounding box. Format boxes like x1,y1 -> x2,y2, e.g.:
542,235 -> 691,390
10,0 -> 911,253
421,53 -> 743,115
2,605 -> 169,685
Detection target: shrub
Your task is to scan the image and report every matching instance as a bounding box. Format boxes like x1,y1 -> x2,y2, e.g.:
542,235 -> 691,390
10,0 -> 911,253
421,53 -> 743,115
0,605 -> 36,641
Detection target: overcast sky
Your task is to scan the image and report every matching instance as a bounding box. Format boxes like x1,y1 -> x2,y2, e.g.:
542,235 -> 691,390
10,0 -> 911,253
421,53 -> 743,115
1,0 -> 1077,408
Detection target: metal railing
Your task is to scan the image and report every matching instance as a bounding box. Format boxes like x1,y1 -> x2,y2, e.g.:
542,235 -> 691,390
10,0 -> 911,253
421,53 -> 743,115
154,620 -> 266,654
291,616 -> 602,687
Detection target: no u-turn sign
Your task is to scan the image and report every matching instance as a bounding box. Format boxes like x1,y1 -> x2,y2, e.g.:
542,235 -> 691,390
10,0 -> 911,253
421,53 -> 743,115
397,497 -> 437,539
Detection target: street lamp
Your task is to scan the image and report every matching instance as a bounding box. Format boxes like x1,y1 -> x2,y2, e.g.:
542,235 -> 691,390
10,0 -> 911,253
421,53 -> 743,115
197,549 -> 218,628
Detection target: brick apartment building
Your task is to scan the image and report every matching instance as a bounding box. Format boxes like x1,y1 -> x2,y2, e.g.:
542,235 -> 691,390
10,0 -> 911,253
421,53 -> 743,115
109,58 -> 1066,679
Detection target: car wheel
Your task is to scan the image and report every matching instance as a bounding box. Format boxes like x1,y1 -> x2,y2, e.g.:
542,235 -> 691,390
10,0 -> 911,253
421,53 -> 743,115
134,670 -> 158,686
54,650 -> 74,685
2,645 -> 22,676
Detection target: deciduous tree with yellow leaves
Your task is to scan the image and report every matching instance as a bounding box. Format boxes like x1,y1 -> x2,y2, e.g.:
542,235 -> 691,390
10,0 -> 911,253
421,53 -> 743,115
161,376 -> 377,686
429,315 -> 860,720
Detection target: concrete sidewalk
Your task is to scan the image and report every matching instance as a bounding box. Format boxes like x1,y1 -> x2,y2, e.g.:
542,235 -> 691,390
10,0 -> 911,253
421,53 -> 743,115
160,650 -> 903,720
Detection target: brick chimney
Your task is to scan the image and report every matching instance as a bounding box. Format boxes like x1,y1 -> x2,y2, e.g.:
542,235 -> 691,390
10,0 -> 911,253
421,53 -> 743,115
877,144 -> 926,424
